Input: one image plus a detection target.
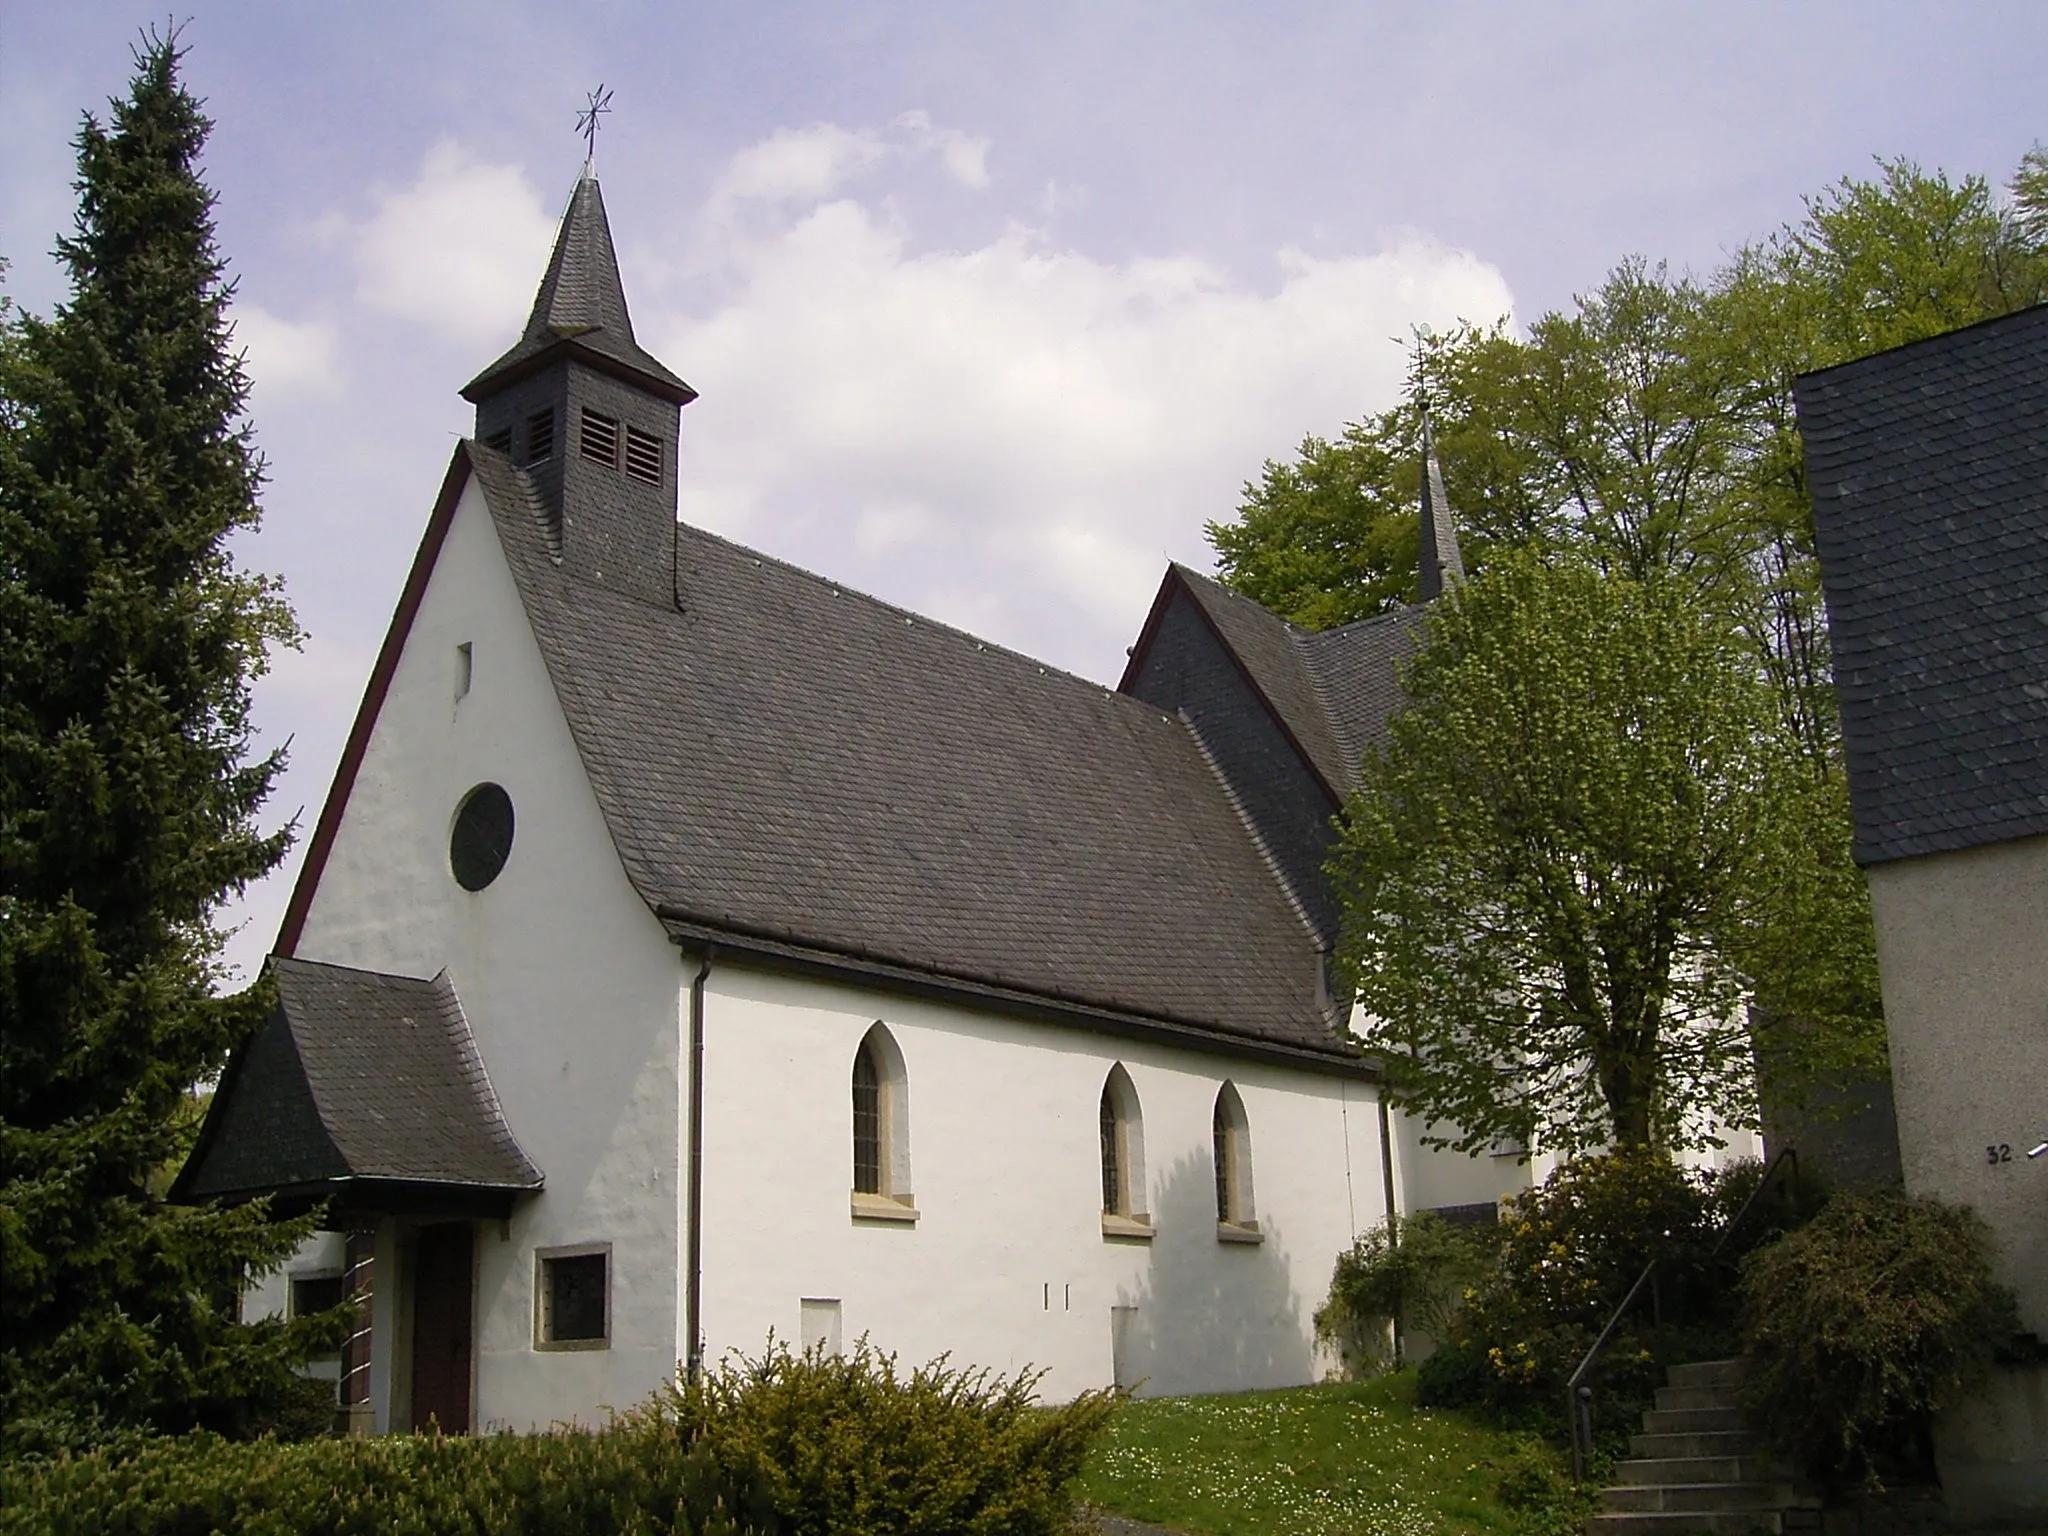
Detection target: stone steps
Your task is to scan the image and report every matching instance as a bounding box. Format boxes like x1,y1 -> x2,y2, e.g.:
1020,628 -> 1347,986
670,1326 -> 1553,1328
1586,1514 -> 1793,1535
1602,1480 -> 1798,1513
1588,1357 -> 1814,1536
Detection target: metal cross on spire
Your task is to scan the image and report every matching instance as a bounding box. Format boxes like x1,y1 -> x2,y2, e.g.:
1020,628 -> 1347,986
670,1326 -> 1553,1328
576,85 -> 614,174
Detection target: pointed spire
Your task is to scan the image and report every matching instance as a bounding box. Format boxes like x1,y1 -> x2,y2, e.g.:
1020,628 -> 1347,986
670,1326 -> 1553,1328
1417,401 -> 1466,602
461,173 -> 695,406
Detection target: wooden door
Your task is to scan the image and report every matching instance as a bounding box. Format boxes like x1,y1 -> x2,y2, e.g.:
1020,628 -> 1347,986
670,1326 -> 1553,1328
409,1223 -> 474,1434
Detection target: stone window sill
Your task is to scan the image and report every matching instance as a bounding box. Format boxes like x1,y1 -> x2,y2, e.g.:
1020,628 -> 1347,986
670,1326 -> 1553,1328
1216,1220 -> 1263,1244
534,1335 -> 609,1352
851,1191 -> 918,1224
1101,1212 -> 1154,1241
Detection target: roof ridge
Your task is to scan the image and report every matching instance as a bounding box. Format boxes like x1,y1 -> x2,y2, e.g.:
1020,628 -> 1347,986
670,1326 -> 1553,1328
1170,560 -> 1315,635
678,520 -> 1173,718
431,970 -> 543,1188
274,952 -> 439,985
1316,603 -> 1420,639
1798,300 -> 2048,382
1291,625 -> 1357,772
1174,708 -> 1323,946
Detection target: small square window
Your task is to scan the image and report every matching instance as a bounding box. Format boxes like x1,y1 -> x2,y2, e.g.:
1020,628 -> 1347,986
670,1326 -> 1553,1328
291,1272 -> 347,1319
536,1247 -> 609,1349
291,1272 -> 348,1365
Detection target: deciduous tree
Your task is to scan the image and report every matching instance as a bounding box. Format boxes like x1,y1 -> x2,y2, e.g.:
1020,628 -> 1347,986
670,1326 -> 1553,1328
1329,553 -> 1792,1155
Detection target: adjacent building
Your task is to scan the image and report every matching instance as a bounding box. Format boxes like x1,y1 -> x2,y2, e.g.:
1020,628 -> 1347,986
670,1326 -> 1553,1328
1798,303 -> 2048,1521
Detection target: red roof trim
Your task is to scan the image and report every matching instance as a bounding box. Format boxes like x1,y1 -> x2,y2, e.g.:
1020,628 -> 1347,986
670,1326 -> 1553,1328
275,446 -> 475,957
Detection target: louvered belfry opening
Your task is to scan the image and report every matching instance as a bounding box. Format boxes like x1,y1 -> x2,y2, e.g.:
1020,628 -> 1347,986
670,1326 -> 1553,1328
525,407 -> 554,464
624,425 -> 662,486
580,409 -> 619,467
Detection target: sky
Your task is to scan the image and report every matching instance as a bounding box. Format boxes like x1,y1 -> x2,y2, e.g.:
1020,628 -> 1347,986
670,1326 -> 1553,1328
5,2 -> 2044,983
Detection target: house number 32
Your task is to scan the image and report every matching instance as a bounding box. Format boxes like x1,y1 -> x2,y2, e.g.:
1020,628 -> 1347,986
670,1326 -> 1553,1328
1986,1144 -> 2012,1164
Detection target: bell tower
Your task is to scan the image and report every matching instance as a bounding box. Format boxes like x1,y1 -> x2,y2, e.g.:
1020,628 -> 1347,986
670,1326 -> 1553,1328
460,172 -> 696,606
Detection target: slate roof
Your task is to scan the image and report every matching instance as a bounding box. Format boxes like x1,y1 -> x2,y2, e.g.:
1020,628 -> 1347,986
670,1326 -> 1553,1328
1419,417 -> 1466,602
1170,565 -> 1429,796
464,448 -> 1352,1060
1797,305 -> 2048,865
462,175 -> 696,406
178,957 -> 542,1204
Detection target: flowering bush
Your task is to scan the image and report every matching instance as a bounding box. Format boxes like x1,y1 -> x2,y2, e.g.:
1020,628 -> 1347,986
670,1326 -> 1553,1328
1415,1149 -> 1783,1440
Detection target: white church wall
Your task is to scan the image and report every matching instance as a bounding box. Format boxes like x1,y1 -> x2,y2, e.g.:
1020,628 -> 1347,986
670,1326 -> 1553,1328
692,959 -> 1385,1402
293,473 -> 684,1430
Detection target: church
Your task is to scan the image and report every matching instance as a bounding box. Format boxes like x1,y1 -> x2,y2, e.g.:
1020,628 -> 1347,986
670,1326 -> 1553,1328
177,170 -> 1535,1435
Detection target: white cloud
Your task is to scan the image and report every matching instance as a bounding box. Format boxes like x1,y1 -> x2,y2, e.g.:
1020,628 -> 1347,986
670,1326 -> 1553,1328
704,112 -> 990,232
710,123 -> 891,210
648,128 -> 1515,677
233,305 -> 343,397
351,140 -> 557,345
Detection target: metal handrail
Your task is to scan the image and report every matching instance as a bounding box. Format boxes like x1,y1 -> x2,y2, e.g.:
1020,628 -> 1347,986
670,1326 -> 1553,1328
1565,1147 -> 1799,1482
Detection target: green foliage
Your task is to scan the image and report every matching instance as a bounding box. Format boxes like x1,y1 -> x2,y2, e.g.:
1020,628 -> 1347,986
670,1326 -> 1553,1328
0,34 -> 317,1454
1331,553 -> 1788,1153
1207,421 -> 1435,628
0,1416 -> 749,1536
1217,152 -> 2048,1143
1316,1212 -> 1492,1370
1077,1370 -> 1589,1536
1417,1151 -> 1798,1446
1738,1193 -> 2020,1488
0,1339 -> 1114,1535
667,1338 -> 1114,1536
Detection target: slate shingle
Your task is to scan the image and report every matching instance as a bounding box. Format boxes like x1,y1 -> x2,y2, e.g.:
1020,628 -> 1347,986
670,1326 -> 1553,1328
461,176 -> 694,406
178,958 -> 542,1203
1797,305 -> 2048,865
467,449 -> 1355,1059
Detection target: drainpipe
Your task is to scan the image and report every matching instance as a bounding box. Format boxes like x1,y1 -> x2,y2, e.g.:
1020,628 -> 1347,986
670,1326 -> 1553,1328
1376,1088 -> 1399,1225
1377,1088 -> 1402,1366
685,946 -> 713,1384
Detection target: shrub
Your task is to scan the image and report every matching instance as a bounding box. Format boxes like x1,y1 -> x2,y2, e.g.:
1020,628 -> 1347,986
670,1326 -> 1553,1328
669,1338 -> 1115,1536
1423,1150 -> 1800,1441
1315,1211 -> 1491,1372
1738,1192 -> 2020,1487
0,1339 -> 1114,1536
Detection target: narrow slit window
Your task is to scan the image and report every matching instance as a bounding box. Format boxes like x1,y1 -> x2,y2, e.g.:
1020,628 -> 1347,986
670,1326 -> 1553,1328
624,426 -> 663,485
1213,1104 -> 1231,1222
580,409 -> 619,467
525,408 -> 554,464
1100,1085 -> 1121,1214
1212,1082 -> 1255,1233
852,1041 -> 882,1195
455,642 -> 473,701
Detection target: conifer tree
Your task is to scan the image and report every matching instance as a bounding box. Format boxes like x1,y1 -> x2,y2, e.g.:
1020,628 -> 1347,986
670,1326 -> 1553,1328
0,33 -> 333,1454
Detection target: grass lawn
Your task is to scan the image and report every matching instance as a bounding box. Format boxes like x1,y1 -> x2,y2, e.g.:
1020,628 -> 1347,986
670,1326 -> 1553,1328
1076,1371 -> 1584,1536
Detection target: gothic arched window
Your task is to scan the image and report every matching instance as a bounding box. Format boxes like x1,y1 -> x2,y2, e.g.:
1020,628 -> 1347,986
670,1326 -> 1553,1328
1098,1065 -> 1151,1238
1213,1081 -> 1258,1238
850,1024 -> 915,1222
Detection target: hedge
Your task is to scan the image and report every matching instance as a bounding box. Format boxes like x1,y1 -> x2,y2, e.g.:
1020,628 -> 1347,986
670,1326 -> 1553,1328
0,1340 -> 1116,1536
